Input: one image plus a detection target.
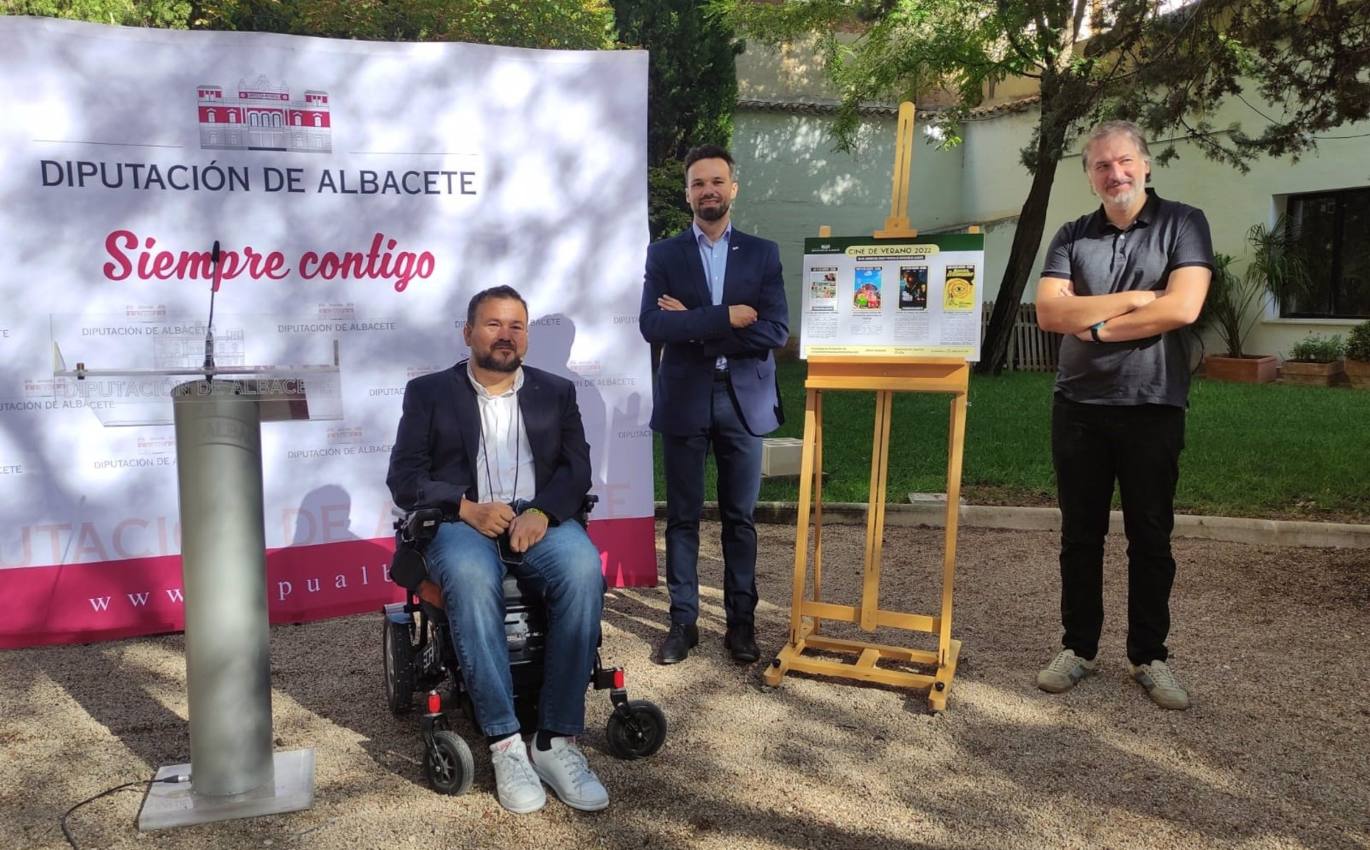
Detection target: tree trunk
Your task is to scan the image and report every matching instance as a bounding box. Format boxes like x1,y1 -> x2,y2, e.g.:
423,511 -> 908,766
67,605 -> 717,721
976,154 -> 1063,375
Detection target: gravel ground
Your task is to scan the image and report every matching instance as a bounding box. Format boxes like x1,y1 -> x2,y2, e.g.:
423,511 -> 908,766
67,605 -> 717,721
3,521 -> 1368,850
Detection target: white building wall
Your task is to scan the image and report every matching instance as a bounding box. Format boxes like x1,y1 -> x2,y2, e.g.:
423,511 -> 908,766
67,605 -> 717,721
958,109 -> 1038,308
960,109 -> 1036,223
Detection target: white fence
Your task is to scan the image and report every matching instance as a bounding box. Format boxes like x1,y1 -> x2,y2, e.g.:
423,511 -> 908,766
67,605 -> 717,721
982,300 -> 1062,372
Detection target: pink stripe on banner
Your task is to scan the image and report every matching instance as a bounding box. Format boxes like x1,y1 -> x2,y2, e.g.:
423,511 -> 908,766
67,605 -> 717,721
0,516 -> 657,649
588,515 -> 659,589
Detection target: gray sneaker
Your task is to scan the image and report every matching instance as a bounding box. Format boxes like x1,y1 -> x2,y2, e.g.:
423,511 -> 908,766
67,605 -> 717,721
489,735 -> 546,814
1129,659 -> 1190,710
1036,649 -> 1098,693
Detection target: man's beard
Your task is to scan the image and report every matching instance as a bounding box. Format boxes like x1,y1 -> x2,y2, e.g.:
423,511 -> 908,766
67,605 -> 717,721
476,346 -> 522,373
695,198 -> 730,222
1100,182 -> 1140,209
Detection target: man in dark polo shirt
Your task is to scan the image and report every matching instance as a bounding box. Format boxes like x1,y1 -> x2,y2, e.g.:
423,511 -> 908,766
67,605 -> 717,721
1033,120 -> 1213,711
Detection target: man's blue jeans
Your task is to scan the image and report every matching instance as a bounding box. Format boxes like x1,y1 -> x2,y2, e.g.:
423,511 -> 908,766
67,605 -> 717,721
424,517 -> 604,738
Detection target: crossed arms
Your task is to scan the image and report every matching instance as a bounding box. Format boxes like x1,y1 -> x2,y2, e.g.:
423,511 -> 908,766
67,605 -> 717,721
638,241 -> 789,354
1035,265 -> 1211,343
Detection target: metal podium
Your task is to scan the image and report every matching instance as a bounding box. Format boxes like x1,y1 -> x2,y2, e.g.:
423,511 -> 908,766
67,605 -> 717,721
52,335 -> 341,830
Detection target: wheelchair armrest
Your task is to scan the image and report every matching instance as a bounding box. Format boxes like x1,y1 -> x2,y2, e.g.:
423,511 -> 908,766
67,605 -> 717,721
390,506 -> 448,594
574,494 -> 598,529
396,506 -> 447,545
390,545 -> 429,594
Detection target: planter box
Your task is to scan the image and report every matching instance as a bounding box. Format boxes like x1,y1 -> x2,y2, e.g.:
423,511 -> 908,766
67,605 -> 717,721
761,437 -> 804,477
1280,358 -> 1346,387
1346,358 -> 1370,389
1203,354 -> 1277,383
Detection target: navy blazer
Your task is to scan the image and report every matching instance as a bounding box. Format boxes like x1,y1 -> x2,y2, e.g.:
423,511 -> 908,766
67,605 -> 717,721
386,362 -> 591,523
639,227 -> 789,436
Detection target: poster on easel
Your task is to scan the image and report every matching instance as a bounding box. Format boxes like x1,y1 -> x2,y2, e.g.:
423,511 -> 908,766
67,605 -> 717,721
800,233 -> 985,360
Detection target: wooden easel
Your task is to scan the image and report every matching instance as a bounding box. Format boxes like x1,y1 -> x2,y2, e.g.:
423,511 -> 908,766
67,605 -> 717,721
764,102 -> 969,712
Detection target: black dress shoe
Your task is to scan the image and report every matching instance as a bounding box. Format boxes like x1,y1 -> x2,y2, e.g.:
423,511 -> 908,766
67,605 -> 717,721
658,623 -> 699,664
724,626 -> 760,663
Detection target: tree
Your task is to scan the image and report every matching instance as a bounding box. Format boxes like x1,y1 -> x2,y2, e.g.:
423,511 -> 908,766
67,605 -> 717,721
9,0 -> 616,48
192,0 -> 615,47
716,0 -> 1370,372
8,0 -> 193,27
613,0 -> 743,239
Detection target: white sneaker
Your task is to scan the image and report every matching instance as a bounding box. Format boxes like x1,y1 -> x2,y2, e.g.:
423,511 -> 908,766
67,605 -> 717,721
489,735 -> 546,814
1036,649 -> 1098,693
530,737 -> 609,812
1129,659 -> 1190,710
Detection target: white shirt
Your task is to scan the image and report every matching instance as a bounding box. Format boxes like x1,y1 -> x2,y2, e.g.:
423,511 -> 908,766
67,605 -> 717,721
465,364 -> 536,504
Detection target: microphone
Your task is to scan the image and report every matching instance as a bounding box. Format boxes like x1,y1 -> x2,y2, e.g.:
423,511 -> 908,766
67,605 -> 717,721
203,240 -> 220,376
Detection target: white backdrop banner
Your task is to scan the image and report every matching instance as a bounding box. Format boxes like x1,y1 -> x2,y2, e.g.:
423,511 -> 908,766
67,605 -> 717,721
0,17 -> 656,648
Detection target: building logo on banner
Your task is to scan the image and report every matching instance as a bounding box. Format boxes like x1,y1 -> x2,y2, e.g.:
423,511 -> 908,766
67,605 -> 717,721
197,75 -> 332,153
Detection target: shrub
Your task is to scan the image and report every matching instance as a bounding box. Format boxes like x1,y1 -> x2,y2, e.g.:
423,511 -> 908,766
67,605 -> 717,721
1197,220 -> 1312,358
1287,333 -> 1345,363
1346,321 -> 1370,362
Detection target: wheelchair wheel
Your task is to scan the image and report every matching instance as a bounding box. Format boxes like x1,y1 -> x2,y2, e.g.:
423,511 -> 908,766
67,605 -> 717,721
605,700 -> 667,760
383,618 -> 416,716
424,730 -> 474,796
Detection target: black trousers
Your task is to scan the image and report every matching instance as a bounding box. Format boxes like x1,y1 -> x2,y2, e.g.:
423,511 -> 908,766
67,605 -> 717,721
661,380 -> 763,630
1051,395 -> 1185,665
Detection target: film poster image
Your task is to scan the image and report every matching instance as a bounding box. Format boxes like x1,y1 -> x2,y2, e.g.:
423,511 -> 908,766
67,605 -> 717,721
943,264 -> 977,312
809,267 -> 838,301
899,265 -> 929,310
853,266 -> 882,310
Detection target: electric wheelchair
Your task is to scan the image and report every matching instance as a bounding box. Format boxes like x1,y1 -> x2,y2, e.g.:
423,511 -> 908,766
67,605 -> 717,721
381,497 -> 667,795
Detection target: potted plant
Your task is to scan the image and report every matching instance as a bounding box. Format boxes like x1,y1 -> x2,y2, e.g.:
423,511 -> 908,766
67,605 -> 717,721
1201,219 -> 1311,383
1345,320 -> 1370,389
1280,333 -> 1346,386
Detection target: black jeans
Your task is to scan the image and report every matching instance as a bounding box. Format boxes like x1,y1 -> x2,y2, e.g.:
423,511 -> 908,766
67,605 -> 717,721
1051,395 -> 1185,665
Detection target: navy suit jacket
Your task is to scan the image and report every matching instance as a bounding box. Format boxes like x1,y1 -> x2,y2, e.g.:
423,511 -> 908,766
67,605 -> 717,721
639,227 -> 789,436
386,362 -> 591,523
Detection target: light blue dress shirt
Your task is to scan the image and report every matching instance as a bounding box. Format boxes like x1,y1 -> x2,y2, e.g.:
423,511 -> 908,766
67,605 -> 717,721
692,221 -> 732,371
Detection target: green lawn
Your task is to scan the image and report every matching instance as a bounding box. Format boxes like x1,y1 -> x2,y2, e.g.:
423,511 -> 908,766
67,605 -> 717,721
652,361 -> 1370,522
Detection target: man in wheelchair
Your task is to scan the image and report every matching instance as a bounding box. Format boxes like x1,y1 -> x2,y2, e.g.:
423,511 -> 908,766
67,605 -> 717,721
386,285 -> 608,814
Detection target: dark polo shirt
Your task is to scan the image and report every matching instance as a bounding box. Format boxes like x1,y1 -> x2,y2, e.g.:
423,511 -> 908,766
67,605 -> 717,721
1042,189 -> 1213,408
